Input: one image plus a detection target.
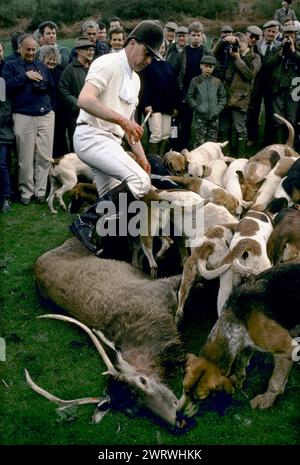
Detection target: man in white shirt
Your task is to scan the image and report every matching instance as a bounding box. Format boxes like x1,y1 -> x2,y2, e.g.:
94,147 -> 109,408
70,20 -> 164,253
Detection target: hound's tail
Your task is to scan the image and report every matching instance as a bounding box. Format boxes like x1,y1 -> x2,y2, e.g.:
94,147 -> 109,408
274,113 -> 295,147
219,141 -> 229,148
197,243 -> 231,279
231,239 -> 260,275
36,141 -> 56,164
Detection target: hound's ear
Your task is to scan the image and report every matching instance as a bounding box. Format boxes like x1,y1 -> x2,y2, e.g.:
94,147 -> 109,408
183,354 -> 206,392
182,149 -> 192,162
203,165 -> 212,177
236,170 -> 245,185
218,376 -> 235,395
256,178 -> 266,189
269,150 -> 281,168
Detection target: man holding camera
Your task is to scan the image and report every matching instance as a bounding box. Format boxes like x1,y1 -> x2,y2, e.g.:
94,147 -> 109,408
2,34 -> 54,204
222,32 -> 261,156
247,20 -> 280,147
265,24 -> 300,143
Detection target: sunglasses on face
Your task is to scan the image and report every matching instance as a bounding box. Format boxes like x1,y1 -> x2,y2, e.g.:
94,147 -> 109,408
250,34 -> 259,40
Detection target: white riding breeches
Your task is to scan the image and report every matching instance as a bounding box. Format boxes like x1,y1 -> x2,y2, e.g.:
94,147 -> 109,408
73,125 -> 151,199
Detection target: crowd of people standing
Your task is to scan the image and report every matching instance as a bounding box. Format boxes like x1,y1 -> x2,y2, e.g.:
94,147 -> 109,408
0,1 -> 299,215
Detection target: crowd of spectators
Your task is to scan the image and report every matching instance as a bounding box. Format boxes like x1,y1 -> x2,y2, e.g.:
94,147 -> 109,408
0,2 -> 299,213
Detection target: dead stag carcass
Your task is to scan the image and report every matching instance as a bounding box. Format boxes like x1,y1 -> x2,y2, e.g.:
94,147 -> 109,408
28,238 -> 186,430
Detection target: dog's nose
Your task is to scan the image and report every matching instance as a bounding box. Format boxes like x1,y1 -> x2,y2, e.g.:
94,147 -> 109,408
175,411 -> 195,430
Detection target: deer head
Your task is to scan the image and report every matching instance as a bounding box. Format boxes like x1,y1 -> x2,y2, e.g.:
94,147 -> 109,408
25,314 -> 184,430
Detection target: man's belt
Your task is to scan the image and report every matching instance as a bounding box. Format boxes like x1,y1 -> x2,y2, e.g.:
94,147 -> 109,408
76,122 -> 122,140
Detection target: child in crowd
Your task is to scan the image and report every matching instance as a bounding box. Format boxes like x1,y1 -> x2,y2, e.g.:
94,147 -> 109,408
187,55 -> 227,147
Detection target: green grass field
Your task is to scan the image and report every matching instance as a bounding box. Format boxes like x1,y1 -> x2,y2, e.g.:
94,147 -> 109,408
0,192 -> 299,446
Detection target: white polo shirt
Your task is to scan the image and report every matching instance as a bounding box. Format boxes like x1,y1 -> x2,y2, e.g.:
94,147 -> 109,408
77,49 -> 140,139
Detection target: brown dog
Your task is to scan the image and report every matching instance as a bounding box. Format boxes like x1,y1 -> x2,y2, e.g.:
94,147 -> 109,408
177,262 -> 300,418
69,182 -> 98,214
267,206 -> 300,264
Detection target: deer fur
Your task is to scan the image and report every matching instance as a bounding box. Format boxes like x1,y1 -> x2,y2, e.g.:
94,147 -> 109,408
30,238 -> 186,429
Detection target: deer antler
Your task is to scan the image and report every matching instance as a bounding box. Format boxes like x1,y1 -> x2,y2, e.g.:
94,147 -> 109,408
25,368 -> 101,409
38,314 -> 118,376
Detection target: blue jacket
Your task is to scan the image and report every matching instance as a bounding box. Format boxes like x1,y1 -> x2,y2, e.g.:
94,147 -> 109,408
2,57 -> 54,116
139,59 -> 179,114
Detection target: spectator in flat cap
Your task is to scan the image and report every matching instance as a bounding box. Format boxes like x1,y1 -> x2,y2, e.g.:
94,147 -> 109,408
274,1 -> 297,24
246,26 -> 262,52
163,21 -> 178,58
222,32 -> 261,156
247,21 -> 281,147
212,25 -> 235,81
264,22 -> 300,144
221,25 -> 234,33
173,21 -> 209,150
166,26 -> 189,66
187,55 -> 226,147
58,37 -> 95,151
263,20 -> 281,41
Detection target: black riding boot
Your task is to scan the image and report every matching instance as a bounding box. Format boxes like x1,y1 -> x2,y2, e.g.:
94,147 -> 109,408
69,182 -> 135,253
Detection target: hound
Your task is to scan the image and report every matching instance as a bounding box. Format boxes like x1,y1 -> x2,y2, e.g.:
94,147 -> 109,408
177,262 -> 300,419
200,211 -> 273,315
239,114 -> 299,202
251,157 -> 297,211
165,176 -> 242,216
39,152 -> 94,214
162,141 -> 232,177
267,205 -> 300,264
175,224 -> 236,325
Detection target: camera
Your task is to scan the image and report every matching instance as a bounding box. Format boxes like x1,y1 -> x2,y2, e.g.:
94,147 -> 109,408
230,39 -> 240,53
32,80 -> 48,93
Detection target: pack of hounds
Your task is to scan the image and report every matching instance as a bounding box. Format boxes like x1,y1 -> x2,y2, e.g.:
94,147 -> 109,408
28,113 -> 300,431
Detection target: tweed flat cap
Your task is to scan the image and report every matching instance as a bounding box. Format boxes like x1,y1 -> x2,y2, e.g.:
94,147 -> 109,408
74,37 -> 95,49
221,25 -> 233,33
165,21 -> 178,31
282,24 -> 298,32
263,20 -> 280,29
247,25 -> 263,37
200,55 -> 217,65
176,26 -> 189,34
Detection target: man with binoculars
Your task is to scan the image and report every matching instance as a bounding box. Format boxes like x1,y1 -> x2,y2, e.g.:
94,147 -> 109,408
2,34 -> 54,205
219,32 -> 261,156
265,24 -> 300,144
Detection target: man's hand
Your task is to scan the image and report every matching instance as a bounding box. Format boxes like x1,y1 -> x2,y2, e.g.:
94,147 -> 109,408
137,154 -> 151,174
26,70 -> 43,82
121,118 -> 144,144
229,48 -> 240,59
